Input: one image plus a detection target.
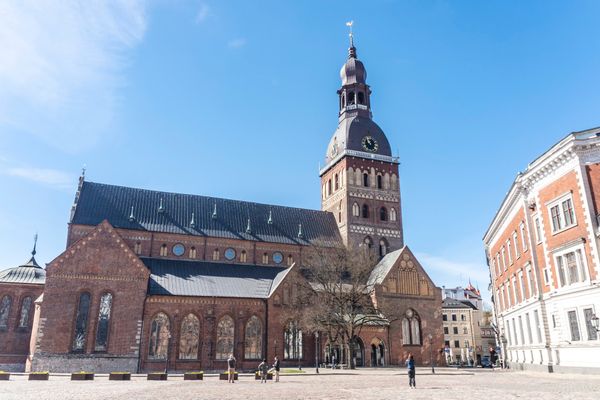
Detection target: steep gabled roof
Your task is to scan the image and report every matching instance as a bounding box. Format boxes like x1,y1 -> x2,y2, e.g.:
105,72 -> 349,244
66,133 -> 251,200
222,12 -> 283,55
442,298 -> 477,310
71,181 -> 342,247
143,257 -> 292,299
367,246 -> 406,287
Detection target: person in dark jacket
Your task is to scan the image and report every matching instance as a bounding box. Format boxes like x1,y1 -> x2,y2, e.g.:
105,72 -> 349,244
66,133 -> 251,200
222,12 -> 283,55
273,356 -> 280,382
405,354 -> 416,388
258,359 -> 269,383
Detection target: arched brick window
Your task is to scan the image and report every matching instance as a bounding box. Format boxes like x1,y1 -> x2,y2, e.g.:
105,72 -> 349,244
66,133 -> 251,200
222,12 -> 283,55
284,321 -> 303,360
377,174 -> 382,189
72,292 -> 91,352
245,316 -> 262,360
352,202 -> 360,217
240,250 -> 247,263
390,208 -> 397,222
401,309 -> 421,345
362,204 -> 369,219
189,247 -> 197,259
216,315 -> 235,360
0,295 -> 12,329
134,242 -> 142,255
160,244 -> 168,256
179,314 -> 200,360
18,296 -> 32,328
379,238 -> 389,258
212,249 -> 220,261
358,91 -> 365,104
94,293 -> 112,351
148,312 -> 170,359
287,255 -> 294,266
363,236 -> 373,250
380,207 -> 387,221
363,173 -> 369,187
262,253 -> 269,264
334,174 -> 339,191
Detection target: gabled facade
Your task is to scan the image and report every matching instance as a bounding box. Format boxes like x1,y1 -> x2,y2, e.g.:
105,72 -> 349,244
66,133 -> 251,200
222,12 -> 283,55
484,127 -> 600,373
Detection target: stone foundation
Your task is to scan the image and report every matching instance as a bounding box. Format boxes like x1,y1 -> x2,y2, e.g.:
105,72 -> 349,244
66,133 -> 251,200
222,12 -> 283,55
31,353 -> 139,373
0,363 -> 25,372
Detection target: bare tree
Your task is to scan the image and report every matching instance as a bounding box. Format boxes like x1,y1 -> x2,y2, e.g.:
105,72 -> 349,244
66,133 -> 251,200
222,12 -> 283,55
287,244 -> 399,369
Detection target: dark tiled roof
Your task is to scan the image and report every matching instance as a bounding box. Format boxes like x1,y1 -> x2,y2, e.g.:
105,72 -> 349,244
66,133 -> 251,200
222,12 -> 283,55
442,298 -> 477,310
71,181 -> 342,246
0,256 -> 46,285
143,257 -> 290,299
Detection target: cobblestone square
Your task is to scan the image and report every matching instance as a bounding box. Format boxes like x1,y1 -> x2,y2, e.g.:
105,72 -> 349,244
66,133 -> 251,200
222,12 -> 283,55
1,368 -> 600,400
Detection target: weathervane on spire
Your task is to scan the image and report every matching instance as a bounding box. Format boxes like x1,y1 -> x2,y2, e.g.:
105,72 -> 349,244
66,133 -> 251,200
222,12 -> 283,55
32,233 -> 38,256
346,20 -> 354,47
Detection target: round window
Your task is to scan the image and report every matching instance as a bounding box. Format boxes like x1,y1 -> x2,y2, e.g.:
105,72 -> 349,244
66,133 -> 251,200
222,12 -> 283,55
172,243 -> 185,256
273,252 -> 283,264
224,248 -> 236,261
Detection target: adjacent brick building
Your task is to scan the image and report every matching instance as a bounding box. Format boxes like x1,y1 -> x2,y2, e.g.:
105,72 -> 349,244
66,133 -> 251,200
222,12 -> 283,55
1,39 -> 443,373
483,127 -> 600,373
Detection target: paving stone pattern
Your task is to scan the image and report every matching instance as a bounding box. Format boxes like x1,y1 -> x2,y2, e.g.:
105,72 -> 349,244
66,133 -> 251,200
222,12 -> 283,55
1,368 -> 599,400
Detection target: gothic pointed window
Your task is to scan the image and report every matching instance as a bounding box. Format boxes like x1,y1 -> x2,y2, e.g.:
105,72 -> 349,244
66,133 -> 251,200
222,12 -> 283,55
72,292 -> 91,352
287,254 -> 294,266
284,321 -> 303,360
134,242 -> 142,255
240,250 -> 247,263
245,316 -> 262,360
352,202 -> 360,217
363,173 -> 369,187
94,293 -> 112,351
390,208 -> 397,222
377,174 -> 382,189
363,236 -> 373,249
379,238 -> 388,258
189,246 -> 197,259
179,314 -> 200,360
0,295 -> 12,329
401,309 -> 421,345
380,207 -> 387,221
327,179 -> 332,196
216,315 -> 235,360
262,253 -> 269,264
18,296 -> 32,328
334,174 -> 339,191
213,248 -> 220,261
362,204 -> 369,218
148,312 -> 170,359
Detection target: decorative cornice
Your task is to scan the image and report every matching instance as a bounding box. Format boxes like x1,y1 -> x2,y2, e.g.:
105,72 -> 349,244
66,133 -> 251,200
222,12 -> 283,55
320,149 -> 399,176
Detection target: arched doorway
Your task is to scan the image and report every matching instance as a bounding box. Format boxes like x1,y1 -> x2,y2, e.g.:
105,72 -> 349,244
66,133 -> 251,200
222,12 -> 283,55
351,336 -> 365,367
370,338 -> 385,367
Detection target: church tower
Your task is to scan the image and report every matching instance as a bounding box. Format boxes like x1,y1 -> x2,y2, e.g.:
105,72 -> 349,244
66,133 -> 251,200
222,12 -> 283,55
320,35 -> 404,256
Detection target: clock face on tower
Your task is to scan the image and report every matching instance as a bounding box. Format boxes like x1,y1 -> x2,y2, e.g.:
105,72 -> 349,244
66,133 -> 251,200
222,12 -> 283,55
361,136 -> 378,152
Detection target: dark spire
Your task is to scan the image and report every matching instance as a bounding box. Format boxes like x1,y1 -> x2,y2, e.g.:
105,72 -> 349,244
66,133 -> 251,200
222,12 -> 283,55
346,20 -> 356,58
23,234 -> 41,269
32,233 -> 37,256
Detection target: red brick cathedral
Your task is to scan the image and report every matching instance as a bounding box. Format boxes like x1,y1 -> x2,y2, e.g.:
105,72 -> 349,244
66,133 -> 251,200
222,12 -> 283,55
0,40 -> 443,373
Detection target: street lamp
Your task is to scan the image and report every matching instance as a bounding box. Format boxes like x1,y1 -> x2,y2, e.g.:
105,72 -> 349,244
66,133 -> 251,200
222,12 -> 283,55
591,314 -> 600,332
428,334 -> 435,374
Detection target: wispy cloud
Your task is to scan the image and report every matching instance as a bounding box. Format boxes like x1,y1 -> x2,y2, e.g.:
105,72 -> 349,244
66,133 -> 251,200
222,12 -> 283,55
227,37 -> 247,48
3,167 -> 74,189
195,3 -> 211,23
0,1 -> 147,153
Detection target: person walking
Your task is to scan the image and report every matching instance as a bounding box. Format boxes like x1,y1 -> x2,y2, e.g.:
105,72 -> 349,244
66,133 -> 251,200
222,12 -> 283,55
331,354 -> 336,370
258,359 -> 269,383
227,354 -> 236,383
489,347 -> 497,370
406,353 -> 416,388
273,356 -> 280,382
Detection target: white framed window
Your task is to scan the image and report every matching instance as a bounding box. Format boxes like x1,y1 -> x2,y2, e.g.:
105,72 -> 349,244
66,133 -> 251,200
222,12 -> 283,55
496,288 -> 503,311
547,194 -> 577,234
520,222 -> 528,252
525,313 -> 533,344
513,231 -> 520,258
526,266 -> 536,298
533,310 -> 542,343
518,270 -> 525,301
518,316 -> 525,345
506,281 -> 512,307
496,254 -> 501,276
507,240 -> 513,265
512,317 -> 519,345
502,247 -> 507,271
511,276 -> 518,305
583,308 -> 599,341
567,309 -> 581,342
553,245 -> 588,287
506,319 -> 513,346
534,216 -> 542,244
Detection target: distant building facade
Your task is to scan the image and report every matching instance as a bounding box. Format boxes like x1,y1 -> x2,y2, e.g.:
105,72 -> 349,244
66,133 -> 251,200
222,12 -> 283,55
483,128 -> 600,373
0,39 -> 443,373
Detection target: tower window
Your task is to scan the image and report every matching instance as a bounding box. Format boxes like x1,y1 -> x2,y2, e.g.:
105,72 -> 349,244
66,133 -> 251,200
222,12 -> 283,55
352,202 -> 360,217
379,238 -> 388,258
377,175 -> 382,189
363,236 -> 373,249
380,207 -> 387,221
358,92 -> 365,105
362,204 -> 369,219
341,93 -> 346,108
348,91 -> 355,105
334,174 -> 339,190
363,173 -> 369,187
327,179 -> 332,196
390,208 -> 397,222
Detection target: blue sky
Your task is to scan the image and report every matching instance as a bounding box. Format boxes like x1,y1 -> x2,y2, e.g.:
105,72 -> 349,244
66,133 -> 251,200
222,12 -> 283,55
1,1 -> 600,303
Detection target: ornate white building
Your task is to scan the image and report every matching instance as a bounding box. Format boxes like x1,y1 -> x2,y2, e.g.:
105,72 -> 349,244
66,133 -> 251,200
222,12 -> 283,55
483,127 -> 600,373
